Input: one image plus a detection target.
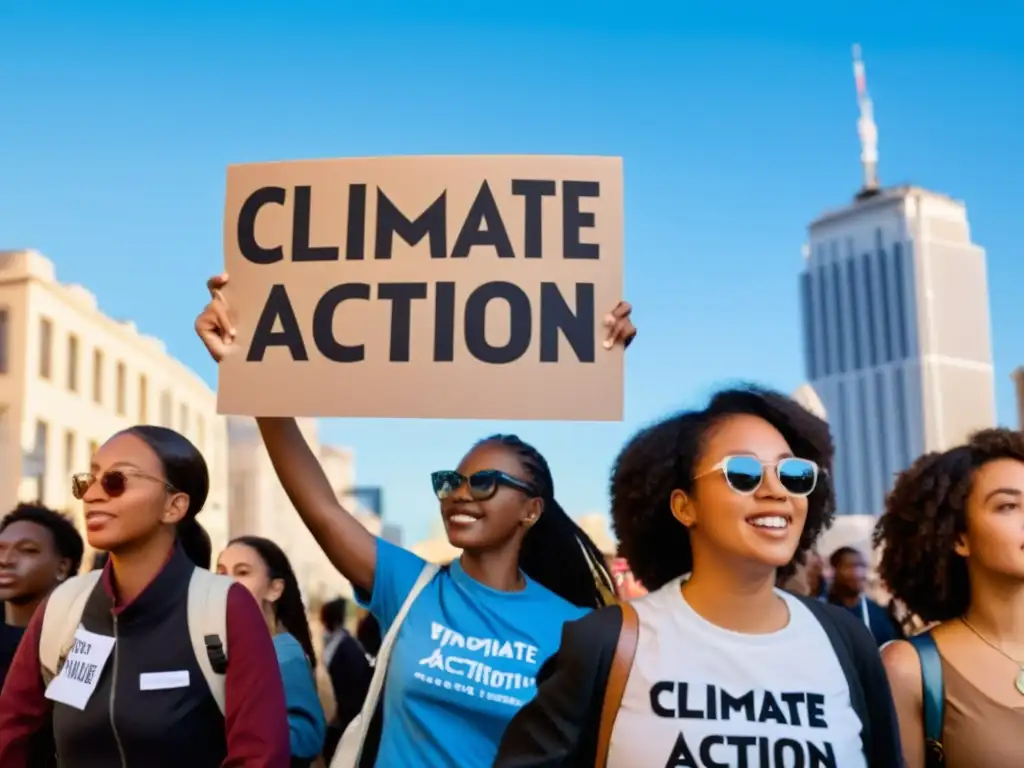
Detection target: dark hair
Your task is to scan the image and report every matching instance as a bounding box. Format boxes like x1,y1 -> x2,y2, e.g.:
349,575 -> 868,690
321,597 -> 348,633
478,434 -> 615,609
874,427 -> 1024,623
121,425 -> 210,567
357,613 -> 382,657
829,546 -> 863,568
0,503 -> 84,577
91,551 -> 109,571
230,535 -> 317,666
611,385 -> 836,591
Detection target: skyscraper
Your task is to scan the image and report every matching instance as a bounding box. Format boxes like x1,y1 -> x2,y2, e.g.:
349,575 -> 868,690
798,46 -> 995,516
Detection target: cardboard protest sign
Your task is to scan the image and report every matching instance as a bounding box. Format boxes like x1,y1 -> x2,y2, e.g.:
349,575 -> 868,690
218,155 -> 624,420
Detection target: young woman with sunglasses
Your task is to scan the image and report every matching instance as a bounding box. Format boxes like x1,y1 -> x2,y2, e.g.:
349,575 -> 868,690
874,428 -> 1024,768
0,426 -> 290,768
195,274 -> 633,768
216,536 -> 326,766
495,386 -> 903,767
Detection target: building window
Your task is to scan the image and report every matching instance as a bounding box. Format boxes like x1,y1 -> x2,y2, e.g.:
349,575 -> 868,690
160,391 -> 172,427
876,229 -> 893,363
894,368 -> 910,468
39,317 -> 53,380
830,257 -> 846,374
116,362 -> 127,416
0,308 -> 9,374
179,403 -> 190,434
197,415 -> 206,451
799,272 -> 815,379
845,254 -> 863,370
893,242 -> 909,360
875,371 -> 890,490
861,253 -> 877,367
32,420 -> 49,504
139,375 -> 149,423
67,335 -> 80,392
64,430 -> 76,476
92,349 -> 104,404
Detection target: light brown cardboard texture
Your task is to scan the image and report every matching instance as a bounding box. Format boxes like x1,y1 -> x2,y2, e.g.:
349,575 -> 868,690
218,155 -> 623,421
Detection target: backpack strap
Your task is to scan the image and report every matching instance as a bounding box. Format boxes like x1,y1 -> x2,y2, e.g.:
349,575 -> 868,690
39,571 -> 103,686
594,602 -> 639,768
187,568 -> 234,715
908,631 -> 945,764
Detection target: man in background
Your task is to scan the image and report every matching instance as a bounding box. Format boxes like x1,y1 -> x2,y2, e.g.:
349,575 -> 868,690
0,503 -> 84,688
827,546 -> 902,646
319,598 -> 372,762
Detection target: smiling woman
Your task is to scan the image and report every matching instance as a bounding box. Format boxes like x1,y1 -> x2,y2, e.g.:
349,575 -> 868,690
494,385 -> 904,768
0,426 -> 291,768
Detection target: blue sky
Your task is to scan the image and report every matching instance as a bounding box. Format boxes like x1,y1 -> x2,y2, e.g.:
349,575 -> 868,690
2,1 -> 1021,543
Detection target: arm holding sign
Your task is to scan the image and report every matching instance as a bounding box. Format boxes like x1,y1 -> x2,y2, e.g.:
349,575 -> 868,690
0,599 -> 48,766
196,275 -> 377,595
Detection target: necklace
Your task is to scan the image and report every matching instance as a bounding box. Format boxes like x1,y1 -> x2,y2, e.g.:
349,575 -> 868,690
959,617 -> 1024,696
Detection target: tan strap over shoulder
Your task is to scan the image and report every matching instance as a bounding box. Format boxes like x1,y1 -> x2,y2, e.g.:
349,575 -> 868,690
594,602 -> 639,768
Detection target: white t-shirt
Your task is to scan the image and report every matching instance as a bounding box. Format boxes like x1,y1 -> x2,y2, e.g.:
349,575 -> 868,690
607,577 -> 867,768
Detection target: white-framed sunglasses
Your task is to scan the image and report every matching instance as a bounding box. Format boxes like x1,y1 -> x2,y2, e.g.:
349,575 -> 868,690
694,455 -> 819,497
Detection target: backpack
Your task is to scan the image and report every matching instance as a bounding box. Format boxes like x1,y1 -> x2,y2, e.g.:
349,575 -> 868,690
38,568 -> 233,714
908,631 -> 945,767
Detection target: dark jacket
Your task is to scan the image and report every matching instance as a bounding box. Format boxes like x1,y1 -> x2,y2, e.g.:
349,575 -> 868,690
493,597 -> 903,767
0,545 -> 290,768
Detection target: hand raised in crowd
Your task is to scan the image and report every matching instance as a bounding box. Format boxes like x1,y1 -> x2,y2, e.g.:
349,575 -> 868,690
195,273 -> 236,363
604,300 -> 637,349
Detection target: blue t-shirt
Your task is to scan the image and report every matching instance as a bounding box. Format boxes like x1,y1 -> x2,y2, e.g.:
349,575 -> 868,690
272,632 -> 327,760
359,538 -> 587,768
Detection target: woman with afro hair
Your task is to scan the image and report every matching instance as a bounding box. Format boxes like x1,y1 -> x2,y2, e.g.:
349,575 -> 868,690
875,428 -> 1024,768
494,385 -> 902,768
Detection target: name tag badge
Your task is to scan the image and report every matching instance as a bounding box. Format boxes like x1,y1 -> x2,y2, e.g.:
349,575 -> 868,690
140,671 -> 191,691
44,626 -> 116,711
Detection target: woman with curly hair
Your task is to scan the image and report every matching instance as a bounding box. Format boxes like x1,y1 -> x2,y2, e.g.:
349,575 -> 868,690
875,428 -> 1024,768
494,385 -> 902,767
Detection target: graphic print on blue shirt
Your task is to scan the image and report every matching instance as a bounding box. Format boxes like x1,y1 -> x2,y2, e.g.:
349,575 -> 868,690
360,538 -> 587,768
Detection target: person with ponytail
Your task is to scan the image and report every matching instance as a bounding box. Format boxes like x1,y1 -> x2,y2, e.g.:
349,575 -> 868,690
0,426 -> 290,767
217,536 -> 326,765
195,274 -> 634,767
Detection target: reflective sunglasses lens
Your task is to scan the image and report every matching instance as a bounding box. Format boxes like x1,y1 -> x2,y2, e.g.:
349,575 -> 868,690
101,471 -> 128,497
778,459 -> 817,496
467,471 -> 500,500
723,456 -> 764,494
431,471 -> 463,500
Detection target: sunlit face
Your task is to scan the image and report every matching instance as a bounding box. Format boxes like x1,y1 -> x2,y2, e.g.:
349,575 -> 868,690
0,520 -> 69,603
957,458 -> 1024,579
673,414 -> 810,571
439,442 -> 543,552
79,433 -> 188,553
216,543 -> 283,611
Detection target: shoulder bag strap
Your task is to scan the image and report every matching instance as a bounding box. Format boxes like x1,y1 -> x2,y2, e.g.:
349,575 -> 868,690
345,562 -> 439,765
594,602 -> 639,768
908,631 -> 945,764
187,568 -> 234,715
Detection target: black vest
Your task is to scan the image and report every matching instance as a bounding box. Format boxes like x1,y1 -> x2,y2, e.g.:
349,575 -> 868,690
51,547 -> 226,768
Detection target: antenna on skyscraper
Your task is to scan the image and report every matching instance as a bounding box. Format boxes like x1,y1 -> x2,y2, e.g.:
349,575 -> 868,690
852,43 -> 880,196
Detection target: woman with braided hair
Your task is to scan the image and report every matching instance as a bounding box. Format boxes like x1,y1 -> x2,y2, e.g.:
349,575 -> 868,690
195,274 -> 634,768
875,428 -> 1024,768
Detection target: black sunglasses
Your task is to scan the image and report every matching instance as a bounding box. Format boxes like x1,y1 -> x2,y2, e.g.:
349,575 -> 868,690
430,470 -> 537,501
694,455 -> 819,497
71,470 -> 175,500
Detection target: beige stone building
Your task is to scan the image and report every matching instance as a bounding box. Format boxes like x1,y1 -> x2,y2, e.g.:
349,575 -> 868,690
0,249 -> 230,558
226,416 -> 382,604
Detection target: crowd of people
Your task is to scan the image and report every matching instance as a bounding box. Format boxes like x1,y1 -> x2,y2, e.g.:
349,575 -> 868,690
0,273 -> 1020,767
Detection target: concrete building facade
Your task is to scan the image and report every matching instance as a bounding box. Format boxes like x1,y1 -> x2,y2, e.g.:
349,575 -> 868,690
0,249 -> 229,556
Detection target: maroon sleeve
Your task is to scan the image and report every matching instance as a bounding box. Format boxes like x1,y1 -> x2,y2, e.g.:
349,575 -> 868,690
0,598 -> 49,767
222,583 -> 290,768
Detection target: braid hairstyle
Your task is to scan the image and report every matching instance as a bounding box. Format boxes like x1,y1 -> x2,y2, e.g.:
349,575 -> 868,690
230,535 -> 318,666
479,434 -> 616,609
